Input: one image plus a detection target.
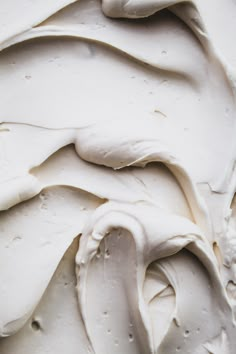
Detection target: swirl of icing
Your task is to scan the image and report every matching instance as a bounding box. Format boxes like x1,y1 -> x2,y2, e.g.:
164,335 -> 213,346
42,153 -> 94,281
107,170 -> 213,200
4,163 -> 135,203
0,1 -> 236,353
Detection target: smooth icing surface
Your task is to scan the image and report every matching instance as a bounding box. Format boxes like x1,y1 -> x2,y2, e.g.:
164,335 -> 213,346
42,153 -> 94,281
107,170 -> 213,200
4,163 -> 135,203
0,1 -> 236,353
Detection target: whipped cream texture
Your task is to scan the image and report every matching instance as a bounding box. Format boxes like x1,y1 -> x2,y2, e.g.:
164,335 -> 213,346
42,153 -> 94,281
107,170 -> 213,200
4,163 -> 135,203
1,1 -> 236,353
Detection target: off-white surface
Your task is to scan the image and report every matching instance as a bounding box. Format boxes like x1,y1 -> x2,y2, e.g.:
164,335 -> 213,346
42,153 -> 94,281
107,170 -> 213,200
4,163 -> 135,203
0,0 -> 236,353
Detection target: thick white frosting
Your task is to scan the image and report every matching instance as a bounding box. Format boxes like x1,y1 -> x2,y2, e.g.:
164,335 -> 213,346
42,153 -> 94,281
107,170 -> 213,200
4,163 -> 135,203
0,0 -> 236,353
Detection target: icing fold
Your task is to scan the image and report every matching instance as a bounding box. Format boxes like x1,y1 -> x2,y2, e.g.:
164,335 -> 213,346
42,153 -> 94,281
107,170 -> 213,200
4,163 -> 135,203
0,0 -> 236,353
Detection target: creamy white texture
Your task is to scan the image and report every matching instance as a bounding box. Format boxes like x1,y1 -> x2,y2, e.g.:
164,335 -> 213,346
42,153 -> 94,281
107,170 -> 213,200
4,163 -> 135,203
0,1 -> 236,353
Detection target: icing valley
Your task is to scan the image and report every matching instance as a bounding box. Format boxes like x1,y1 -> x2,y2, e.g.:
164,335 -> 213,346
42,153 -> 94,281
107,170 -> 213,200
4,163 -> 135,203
0,1 -> 236,353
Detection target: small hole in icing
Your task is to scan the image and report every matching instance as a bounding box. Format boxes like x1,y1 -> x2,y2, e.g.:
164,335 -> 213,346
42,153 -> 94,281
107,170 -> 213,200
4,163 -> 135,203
184,329 -> 190,337
128,333 -> 134,342
105,249 -> 110,258
31,319 -> 41,331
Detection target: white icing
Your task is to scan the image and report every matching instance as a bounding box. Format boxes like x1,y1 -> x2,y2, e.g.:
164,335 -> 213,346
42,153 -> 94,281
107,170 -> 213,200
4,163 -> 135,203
0,0 -> 236,353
